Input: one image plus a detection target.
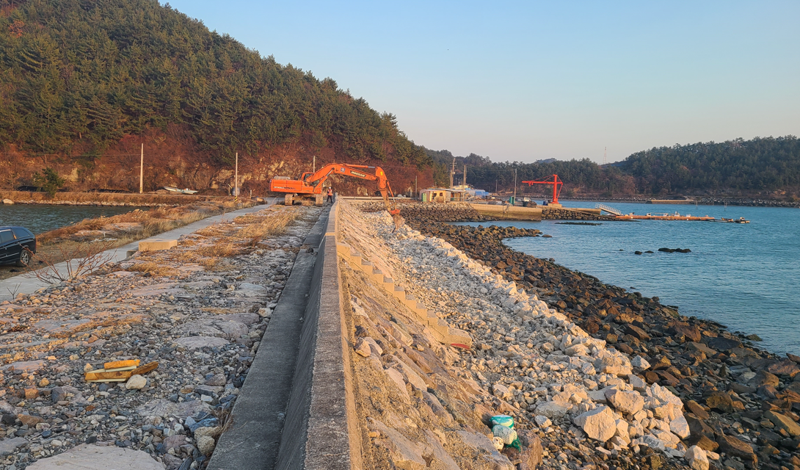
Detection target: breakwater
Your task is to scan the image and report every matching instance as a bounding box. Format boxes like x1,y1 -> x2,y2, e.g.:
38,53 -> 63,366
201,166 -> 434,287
402,207 -> 800,470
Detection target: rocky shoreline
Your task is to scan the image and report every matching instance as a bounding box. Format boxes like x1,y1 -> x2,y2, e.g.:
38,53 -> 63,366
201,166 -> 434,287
400,205 -> 800,470
1,199 -> 171,207
561,197 -> 800,209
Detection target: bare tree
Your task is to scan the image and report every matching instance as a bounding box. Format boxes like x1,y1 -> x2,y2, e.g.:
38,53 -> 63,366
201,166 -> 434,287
24,242 -> 116,284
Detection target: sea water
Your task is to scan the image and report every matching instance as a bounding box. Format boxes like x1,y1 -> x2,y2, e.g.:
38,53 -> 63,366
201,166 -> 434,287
0,204 -> 143,235
459,201 -> 800,355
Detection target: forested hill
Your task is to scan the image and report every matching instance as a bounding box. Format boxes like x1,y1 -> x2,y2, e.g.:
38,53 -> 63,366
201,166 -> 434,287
0,0 -> 431,192
426,136 -> 800,197
620,136 -> 800,193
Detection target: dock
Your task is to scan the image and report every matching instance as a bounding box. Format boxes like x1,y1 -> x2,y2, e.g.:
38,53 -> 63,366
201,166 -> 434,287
470,203 -> 542,220
615,212 -> 715,221
470,203 -> 603,221
647,199 -> 697,205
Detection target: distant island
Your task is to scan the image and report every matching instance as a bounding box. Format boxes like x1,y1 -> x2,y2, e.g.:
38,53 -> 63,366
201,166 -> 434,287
426,136 -> 800,201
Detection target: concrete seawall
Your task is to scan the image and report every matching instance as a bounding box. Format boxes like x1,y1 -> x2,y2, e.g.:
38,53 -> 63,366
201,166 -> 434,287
209,203 -> 362,470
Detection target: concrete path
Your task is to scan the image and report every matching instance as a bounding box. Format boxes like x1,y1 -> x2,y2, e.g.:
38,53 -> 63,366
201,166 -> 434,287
0,199 -> 277,302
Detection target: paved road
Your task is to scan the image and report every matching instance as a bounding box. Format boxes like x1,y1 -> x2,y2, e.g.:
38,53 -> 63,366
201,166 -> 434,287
0,199 -> 276,302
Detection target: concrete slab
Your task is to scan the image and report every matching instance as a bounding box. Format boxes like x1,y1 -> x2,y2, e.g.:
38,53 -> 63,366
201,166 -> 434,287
0,199 -> 275,302
138,238 -> 177,252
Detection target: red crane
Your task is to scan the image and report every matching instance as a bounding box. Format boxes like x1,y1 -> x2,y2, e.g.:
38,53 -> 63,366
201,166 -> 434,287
521,174 -> 564,204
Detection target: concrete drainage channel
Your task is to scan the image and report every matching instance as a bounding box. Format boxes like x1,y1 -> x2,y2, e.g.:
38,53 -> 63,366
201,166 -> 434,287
209,202 -> 361,470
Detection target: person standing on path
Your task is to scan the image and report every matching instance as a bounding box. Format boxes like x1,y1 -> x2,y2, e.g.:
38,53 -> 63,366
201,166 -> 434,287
326,187 -> 334,204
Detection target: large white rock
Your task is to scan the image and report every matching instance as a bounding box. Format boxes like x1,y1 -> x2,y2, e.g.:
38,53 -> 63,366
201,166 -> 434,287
534,401 -> 570,419
27,444 -> 165,469
651,429 -> 680,449
125,375 -> 147,390
647,384 -> 684,409
594,352 -> 632,376
0,437 -> 28,456
534,415 -> 552,428
631,356 -> 651,369
384,368 -> 410,403
628,374 -> 647,391
565,343 -> 589,357
174,336 -> 229,350
685,445 -> 710,470
573,406 -> 617,442
637,434 -> 666,451
197,435 -> 216,456
606,389 -> 644,415
670,415 -> 691,438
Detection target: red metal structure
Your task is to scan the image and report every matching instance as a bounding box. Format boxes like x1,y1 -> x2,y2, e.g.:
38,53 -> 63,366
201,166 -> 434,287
270,163 -> 399,214
521,174 -> 564,204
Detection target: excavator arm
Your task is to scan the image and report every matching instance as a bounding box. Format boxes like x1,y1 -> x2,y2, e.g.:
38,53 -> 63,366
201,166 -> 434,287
270,163 -> 399,215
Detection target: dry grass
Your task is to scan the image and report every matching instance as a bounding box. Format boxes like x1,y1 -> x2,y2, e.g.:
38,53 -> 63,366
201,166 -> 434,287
200,258 -> 219,270
37,201 -> 243,246
235,207 -> 303,240
125,262 -> 178,277
195,242 -> 240,258
0,200 -> 251,282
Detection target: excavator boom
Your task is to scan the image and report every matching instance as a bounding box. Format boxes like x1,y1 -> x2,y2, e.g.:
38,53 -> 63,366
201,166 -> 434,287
270,163 -> 399,215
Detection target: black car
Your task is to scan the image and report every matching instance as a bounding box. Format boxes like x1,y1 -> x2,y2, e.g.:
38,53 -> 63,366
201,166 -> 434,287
0,226 -> 36,267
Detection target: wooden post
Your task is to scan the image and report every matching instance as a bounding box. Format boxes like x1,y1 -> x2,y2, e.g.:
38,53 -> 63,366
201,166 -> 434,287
139,143 -> 143,194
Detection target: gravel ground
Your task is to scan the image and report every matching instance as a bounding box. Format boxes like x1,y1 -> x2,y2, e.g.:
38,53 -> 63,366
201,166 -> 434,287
0,205 -> 321,469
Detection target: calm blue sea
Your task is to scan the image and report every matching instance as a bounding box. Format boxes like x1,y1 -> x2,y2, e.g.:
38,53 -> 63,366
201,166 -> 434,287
460,201 -> 800,356
0,204 -> 142,235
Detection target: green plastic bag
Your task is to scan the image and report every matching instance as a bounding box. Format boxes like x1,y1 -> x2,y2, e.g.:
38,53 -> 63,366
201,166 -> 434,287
491,414 -> 514,428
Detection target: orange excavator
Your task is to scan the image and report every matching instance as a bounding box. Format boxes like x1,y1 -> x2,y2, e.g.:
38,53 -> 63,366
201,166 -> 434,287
270,163 -> 400,215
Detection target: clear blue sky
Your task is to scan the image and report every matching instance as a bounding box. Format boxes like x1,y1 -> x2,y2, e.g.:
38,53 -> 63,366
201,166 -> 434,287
162,0 -> 799,164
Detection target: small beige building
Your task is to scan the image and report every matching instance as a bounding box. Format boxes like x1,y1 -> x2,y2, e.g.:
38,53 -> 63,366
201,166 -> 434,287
420,188 -> 450,203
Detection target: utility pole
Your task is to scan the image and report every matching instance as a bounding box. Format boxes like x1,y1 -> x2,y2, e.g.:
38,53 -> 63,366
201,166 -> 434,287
450,157 -> 455,188
513,169 -> 517,201
234,152 -> 239,197
313,155 -> 316,173
604,147 -> 607,166
139,143 -> 143,194
463,164 -> 467,187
